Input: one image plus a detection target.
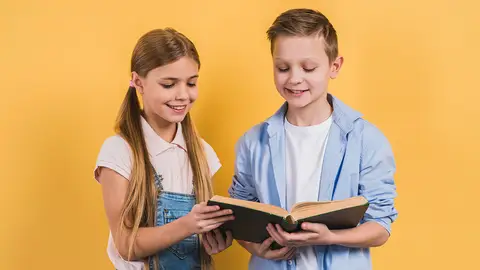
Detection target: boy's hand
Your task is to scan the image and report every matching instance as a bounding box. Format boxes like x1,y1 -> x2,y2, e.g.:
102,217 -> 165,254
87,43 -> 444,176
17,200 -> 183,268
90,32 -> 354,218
238,238 -> 296,260
202,229 -> 233,255
266,223 -> 334,247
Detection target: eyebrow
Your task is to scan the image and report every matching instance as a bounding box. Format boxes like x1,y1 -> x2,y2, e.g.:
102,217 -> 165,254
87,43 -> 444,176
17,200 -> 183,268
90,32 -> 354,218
160,75 -> 199,80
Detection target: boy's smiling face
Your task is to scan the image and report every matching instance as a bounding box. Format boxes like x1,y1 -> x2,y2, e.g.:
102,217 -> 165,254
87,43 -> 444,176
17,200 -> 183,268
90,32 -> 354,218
272,35 -> 343,110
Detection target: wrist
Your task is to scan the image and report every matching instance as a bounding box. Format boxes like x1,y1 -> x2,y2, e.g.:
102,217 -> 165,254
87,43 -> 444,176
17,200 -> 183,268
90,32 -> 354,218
327,230 -> 341,245
177,216 -> 195,235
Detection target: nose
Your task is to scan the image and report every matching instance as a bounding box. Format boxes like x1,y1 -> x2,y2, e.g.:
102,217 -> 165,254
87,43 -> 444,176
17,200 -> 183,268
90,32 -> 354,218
288,67 -> 303,85
175,83 -> 189,100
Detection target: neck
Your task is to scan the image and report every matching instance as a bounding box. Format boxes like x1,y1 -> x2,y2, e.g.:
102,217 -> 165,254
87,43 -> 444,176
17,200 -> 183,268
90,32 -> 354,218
144,111 -> 177,143
286,93 -> 332,126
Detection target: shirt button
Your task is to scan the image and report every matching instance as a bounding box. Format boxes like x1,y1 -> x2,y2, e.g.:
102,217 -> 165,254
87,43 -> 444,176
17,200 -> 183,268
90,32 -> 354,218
287,260 -> 293,265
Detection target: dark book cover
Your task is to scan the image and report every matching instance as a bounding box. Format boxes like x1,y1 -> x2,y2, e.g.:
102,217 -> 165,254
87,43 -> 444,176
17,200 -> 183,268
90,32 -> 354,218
207,199 -> 369,248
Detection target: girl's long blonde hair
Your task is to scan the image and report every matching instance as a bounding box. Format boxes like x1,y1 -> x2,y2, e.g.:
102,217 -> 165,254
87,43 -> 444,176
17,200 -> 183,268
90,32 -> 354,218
115,28 -> 214,270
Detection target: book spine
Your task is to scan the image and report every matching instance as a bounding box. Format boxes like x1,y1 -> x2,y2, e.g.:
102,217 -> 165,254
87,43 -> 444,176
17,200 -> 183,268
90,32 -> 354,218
281,215 -> 299,232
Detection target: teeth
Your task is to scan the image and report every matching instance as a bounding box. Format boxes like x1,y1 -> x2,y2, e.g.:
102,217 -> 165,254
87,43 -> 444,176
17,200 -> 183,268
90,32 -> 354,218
288,89 -> 305,94
168,105 -> 186,110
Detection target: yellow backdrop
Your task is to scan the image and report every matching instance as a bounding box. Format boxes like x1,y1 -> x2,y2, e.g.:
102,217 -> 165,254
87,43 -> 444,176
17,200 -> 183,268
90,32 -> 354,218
1,0 -> 479,269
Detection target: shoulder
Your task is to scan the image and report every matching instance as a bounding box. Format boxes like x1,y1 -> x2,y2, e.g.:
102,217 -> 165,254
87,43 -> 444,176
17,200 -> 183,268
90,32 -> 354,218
331,94 -> 392,152
98,135 -> 132,159
352,118 -> 395,167
200,138 -> 222,176
95,135 -> 133,181
355,119 -> 392,150
101,135 -> 130,149
236,122 -> 269,150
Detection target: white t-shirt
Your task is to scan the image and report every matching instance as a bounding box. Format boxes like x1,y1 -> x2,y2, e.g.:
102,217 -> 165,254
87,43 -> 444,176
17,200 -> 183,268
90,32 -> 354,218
94,116 -> 221,270
285,115 -> 332,270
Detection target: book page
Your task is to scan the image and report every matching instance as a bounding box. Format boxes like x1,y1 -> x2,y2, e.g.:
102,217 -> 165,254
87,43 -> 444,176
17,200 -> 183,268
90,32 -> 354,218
209,195 -> 289,217
290,196 -> 368,221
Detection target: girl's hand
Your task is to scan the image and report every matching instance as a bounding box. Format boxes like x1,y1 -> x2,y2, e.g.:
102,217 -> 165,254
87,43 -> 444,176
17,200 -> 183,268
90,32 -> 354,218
182,203 -> 234,234
202,229 -> 233,255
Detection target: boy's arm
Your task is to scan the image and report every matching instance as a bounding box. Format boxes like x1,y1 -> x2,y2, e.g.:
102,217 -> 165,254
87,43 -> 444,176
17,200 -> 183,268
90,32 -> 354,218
328,124 -> 398,247
228,134 -> 259,202
267,124 -> 398,248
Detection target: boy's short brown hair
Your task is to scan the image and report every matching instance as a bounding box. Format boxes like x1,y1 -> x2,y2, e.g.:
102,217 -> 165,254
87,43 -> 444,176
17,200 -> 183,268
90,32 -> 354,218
267,8 -> 338,63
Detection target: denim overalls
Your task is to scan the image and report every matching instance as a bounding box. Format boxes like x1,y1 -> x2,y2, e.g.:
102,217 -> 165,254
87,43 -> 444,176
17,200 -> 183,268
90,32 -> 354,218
149,169 -> 200,270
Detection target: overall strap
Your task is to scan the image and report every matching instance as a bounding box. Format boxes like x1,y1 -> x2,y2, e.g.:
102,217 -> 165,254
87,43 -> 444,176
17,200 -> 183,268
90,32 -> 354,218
151,165 -> 195,195
152,167 -> 164,191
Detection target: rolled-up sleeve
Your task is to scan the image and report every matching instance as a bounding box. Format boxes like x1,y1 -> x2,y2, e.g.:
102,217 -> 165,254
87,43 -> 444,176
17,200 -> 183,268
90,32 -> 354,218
228,134 -> 259,202
359,124 -> 398,235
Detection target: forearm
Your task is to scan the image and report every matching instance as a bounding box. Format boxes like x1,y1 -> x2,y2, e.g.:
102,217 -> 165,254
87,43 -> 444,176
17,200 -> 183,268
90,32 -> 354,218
329,221 -> 390,248
116,217 -> 192,260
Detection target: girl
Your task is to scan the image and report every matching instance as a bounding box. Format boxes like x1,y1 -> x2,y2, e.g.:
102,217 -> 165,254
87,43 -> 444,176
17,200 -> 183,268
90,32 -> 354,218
94,28 -> 233,270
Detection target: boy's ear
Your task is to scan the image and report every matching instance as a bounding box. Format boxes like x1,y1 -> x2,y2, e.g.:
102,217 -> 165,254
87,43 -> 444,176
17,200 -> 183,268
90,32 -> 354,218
131,72 -> 145,94
329,56 -> 344,79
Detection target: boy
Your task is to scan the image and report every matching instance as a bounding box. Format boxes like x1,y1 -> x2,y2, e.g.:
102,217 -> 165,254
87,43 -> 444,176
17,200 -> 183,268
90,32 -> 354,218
228,8 -> 398,270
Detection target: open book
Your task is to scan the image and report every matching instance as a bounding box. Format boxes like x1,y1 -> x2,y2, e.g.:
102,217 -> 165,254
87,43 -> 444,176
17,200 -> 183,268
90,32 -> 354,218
207,195 -> 369,247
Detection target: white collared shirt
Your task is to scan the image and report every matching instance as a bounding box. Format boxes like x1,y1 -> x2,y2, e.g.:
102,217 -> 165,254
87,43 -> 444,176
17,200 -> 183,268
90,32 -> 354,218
94,116 -> 221,269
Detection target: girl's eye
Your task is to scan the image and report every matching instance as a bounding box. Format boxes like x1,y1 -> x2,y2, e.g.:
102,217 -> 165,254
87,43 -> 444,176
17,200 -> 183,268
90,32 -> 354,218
187,83 -> 196,87
161,83 -> 175,89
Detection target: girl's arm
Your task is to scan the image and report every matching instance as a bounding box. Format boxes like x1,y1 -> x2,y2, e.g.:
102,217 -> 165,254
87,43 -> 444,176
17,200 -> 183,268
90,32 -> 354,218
99,167 -> 233,261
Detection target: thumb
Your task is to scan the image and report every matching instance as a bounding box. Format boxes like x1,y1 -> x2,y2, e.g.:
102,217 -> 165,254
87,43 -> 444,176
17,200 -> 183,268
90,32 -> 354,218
301,222 -> 323,232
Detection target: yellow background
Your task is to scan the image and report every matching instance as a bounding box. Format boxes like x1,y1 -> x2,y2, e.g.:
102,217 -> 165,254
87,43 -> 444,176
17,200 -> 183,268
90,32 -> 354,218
1,0 -> 479,269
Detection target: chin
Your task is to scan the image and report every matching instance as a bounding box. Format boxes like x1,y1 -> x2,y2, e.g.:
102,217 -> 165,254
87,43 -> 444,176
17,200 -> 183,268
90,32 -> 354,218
285,98 -> 312,109
167,115 -> 187,123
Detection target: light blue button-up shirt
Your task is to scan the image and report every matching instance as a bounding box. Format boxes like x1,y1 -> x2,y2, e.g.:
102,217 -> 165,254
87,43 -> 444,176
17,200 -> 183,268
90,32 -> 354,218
228,94 -> 398,270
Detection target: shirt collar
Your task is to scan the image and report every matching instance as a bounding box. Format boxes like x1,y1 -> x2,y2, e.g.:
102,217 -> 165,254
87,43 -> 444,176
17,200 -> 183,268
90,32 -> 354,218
264,93 -> 363,137
141,116 -> 187,155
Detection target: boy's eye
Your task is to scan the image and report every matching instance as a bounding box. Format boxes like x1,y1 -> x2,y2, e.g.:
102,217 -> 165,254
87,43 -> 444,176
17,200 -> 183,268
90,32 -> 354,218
277,67 -> 289,72
161,83 -> 175,89
304,67 -> 317,72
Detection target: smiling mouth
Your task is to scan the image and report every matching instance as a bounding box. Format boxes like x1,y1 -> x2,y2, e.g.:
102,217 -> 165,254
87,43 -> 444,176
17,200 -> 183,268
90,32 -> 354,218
166,104 -> 187,112
285,88 -> 309,95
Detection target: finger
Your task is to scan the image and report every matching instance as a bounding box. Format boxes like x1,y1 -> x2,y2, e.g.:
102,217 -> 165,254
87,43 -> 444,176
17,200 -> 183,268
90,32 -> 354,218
201,209 -> 233,220
259,237 -> 275,253
202,222 -> 225,232
265,246 -> 291,260
204,215 -> 235,226
267,224 -> 287,246
213,229 -> 225,250
202,233 -> 213,255
275,224 -> 290,237
289,232 -> 319,246
282,247 -> 297,260
206,231 -> 219,253
285,231 -> 314,243
225,231 -> 233,247
195,204 -> 222,214
288,250 -> 296,260
301,222 -> 321,232
276,224 -> 295,245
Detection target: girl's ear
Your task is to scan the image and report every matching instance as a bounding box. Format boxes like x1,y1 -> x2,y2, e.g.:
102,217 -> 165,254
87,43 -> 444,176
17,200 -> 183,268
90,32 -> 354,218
329,56 -> 344,79
131,72 -> 145,94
